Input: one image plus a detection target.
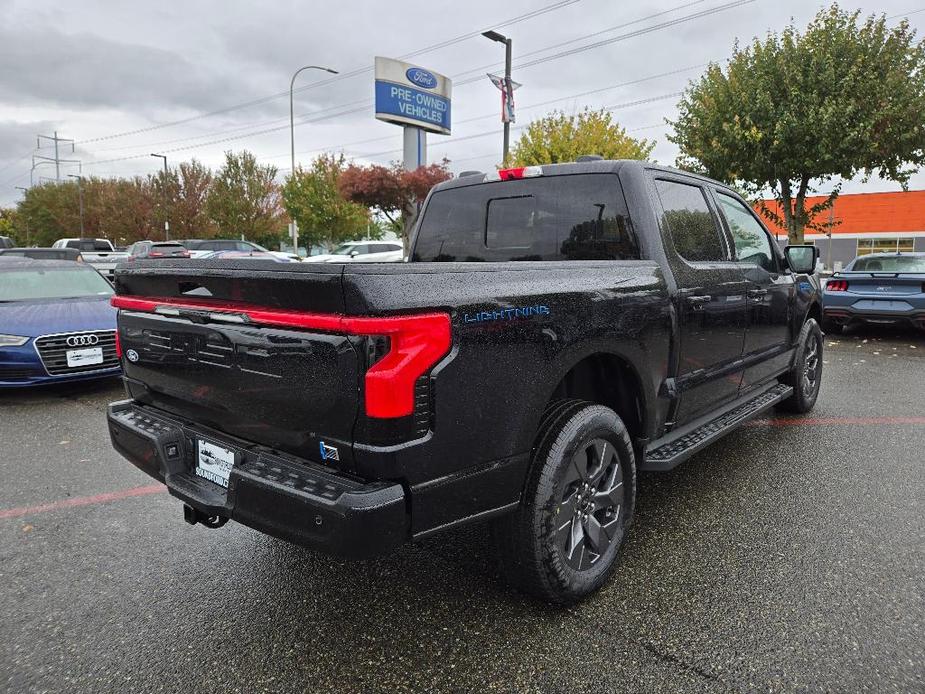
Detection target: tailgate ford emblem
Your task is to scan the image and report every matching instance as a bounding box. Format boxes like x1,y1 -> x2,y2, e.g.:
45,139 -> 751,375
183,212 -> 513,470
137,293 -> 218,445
406,67 -> 438,89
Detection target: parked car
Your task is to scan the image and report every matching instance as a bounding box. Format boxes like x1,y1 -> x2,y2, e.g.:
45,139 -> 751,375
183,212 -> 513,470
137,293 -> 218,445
201,250 -> 296,262
0,258 -> 120,387
0,235 -> 13,249
822,252 -> 925,332
303,240 -> 403,263
52,238 -> 129,279
179,239 -> 300,262
126,241 -> 190,260
107,159 -> 822,604
0,247 -> 82,262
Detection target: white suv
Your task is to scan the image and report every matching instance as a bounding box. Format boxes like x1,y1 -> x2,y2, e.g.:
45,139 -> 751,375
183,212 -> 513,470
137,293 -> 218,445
304,241 -> 403,263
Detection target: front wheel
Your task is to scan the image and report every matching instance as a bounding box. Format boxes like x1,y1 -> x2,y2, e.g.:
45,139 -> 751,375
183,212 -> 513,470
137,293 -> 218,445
491,402 -> 636,604
778,318 -> 823,413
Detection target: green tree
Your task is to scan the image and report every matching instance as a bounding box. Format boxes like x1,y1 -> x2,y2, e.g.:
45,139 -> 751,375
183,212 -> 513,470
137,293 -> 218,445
0,208 -> 20,244
669,5 -> 925,243
282,153 -> 370,251
206,150 -> 284,245
509,109 -> 655,167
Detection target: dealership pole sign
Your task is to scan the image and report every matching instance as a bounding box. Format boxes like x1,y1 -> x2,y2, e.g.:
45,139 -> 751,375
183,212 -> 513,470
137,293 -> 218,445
374,57 -> 452,135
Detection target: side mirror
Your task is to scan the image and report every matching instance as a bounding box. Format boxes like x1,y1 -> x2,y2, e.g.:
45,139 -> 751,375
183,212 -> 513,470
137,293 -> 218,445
785,245 -> 818,274
349,250 -> 359,257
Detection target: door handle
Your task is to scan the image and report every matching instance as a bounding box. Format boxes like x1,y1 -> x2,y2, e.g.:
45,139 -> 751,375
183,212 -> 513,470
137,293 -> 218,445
747,289 -> 768,299
687,295 -> 712,309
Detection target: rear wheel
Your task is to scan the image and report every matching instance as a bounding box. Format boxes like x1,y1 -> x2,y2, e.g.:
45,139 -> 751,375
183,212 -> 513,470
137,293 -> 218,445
492,402 -> 636,604
778,318 -> 823,413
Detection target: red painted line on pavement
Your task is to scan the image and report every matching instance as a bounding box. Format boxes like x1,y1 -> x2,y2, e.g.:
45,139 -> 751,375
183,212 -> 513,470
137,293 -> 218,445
0,483 -> 166,520
749,416 -> 925,427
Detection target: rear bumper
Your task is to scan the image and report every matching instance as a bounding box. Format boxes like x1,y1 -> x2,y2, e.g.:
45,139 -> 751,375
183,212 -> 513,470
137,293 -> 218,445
107,400 -> 408,559
823,303 -> 925,327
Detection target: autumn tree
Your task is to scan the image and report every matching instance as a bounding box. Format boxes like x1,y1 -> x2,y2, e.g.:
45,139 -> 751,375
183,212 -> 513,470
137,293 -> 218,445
99,177 -> 156,244
282,153 -> 370,251
670,5 -> 925,243
150,159 -> 216,240
509,109 -> 655,167
338,160 -> 451,250
206,150 -> 284,246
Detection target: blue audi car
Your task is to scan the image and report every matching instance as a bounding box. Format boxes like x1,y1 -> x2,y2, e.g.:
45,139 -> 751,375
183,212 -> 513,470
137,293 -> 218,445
822,252 -> 925,333
0,258 -> 121,387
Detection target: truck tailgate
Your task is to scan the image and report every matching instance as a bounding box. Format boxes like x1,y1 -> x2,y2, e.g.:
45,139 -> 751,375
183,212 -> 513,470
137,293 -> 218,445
113,261 -> 360,466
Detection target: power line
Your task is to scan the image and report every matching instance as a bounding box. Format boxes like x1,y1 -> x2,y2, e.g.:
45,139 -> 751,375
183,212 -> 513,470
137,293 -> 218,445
78,0 -> 751,168
72,0 -> 582,146
270,63 -> 705,166
83,0 -> 724,157
354,92 -> 683,160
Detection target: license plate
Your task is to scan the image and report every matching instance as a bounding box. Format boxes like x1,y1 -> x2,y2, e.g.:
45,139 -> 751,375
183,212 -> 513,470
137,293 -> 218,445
195,440 -> 235,488
66,347 -> 103,367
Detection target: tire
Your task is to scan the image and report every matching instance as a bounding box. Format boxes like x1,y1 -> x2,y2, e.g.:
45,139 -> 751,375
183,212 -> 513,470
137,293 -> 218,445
491,401 -> 636,604
777,318 -> 823,413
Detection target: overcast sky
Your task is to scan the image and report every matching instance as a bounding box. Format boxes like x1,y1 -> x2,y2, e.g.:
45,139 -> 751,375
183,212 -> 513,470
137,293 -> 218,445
0,0 -> 923,207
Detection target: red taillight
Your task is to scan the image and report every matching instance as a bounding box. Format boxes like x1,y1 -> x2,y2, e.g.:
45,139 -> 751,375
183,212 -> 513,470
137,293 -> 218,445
148,251 -> 164,257
827,279 -> 849,292
114,330 -> 122,358
110,296 -> 451,419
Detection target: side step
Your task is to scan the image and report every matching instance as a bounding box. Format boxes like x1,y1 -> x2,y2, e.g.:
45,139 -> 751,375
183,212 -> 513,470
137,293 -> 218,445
642,383 -> 793,472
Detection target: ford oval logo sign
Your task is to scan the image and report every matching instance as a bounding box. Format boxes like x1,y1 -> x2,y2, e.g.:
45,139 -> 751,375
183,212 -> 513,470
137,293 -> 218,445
406,67 -> 438,89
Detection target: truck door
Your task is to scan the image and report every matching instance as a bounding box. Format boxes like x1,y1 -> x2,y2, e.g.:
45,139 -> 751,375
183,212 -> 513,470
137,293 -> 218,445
653,176 -> 749,425
711,189 -> 794,392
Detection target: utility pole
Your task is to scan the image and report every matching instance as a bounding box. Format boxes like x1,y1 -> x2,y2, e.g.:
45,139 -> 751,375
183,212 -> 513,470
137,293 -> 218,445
67,174 -> 85,237
37,132 -> 75,182
483,31 -> 514,165
14,187 -> 29,245
150,153 -> 170,240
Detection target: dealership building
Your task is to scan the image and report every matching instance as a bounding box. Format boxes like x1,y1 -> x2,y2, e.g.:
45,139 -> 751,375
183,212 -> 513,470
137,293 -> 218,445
759,189 -> 925,270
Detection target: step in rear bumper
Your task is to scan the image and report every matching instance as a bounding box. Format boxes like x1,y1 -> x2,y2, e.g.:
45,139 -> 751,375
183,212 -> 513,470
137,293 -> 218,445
107,400 -> 407,559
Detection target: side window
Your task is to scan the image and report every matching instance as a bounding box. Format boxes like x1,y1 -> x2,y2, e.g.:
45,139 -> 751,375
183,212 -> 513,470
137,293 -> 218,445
715,192 -> 776,272
655,179 -> 726,262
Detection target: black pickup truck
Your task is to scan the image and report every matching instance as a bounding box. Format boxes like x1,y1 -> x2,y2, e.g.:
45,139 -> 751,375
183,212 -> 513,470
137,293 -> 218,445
107,159 -> 822,603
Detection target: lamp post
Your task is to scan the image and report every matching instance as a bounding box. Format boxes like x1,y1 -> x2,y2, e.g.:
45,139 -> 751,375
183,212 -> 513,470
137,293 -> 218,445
289,64 -> 338,254
67,174 -> 85,237
150,153 -> 170,240
482,30 -> 513,165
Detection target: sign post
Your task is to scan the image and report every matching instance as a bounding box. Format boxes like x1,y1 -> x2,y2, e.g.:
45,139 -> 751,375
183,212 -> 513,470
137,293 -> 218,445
375,57 -> 452,171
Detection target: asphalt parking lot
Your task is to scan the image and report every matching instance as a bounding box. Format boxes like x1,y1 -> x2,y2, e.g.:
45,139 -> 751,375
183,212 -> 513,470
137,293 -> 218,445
2,326 -> 923,693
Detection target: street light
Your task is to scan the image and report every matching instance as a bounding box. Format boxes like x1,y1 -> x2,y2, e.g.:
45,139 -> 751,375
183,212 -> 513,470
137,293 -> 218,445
150,153 -> 170,240
289,64 -> 338,253
482,30 -> 513,164
67,174 -> 85,237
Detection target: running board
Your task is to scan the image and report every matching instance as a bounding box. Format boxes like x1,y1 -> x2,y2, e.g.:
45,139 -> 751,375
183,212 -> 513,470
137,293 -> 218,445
642,383 -> 793,472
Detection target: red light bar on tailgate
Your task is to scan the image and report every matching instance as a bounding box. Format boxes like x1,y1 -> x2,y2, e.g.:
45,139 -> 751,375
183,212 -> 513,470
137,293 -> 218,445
111,295 -> 451,419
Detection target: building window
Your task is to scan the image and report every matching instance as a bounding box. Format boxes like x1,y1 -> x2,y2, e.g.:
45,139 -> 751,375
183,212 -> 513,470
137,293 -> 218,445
856,238 -> 915,256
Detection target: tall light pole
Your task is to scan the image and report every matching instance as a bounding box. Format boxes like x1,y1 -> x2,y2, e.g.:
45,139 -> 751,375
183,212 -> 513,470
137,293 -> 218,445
67,174 -> 85,237
150,153 -> 170,240
289,64 -> 338,254
14,187 -> 29,245
482,30 -> 513,165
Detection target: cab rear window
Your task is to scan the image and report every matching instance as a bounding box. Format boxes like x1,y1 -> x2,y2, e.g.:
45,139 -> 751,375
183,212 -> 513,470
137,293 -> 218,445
412,174 -> 638,262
